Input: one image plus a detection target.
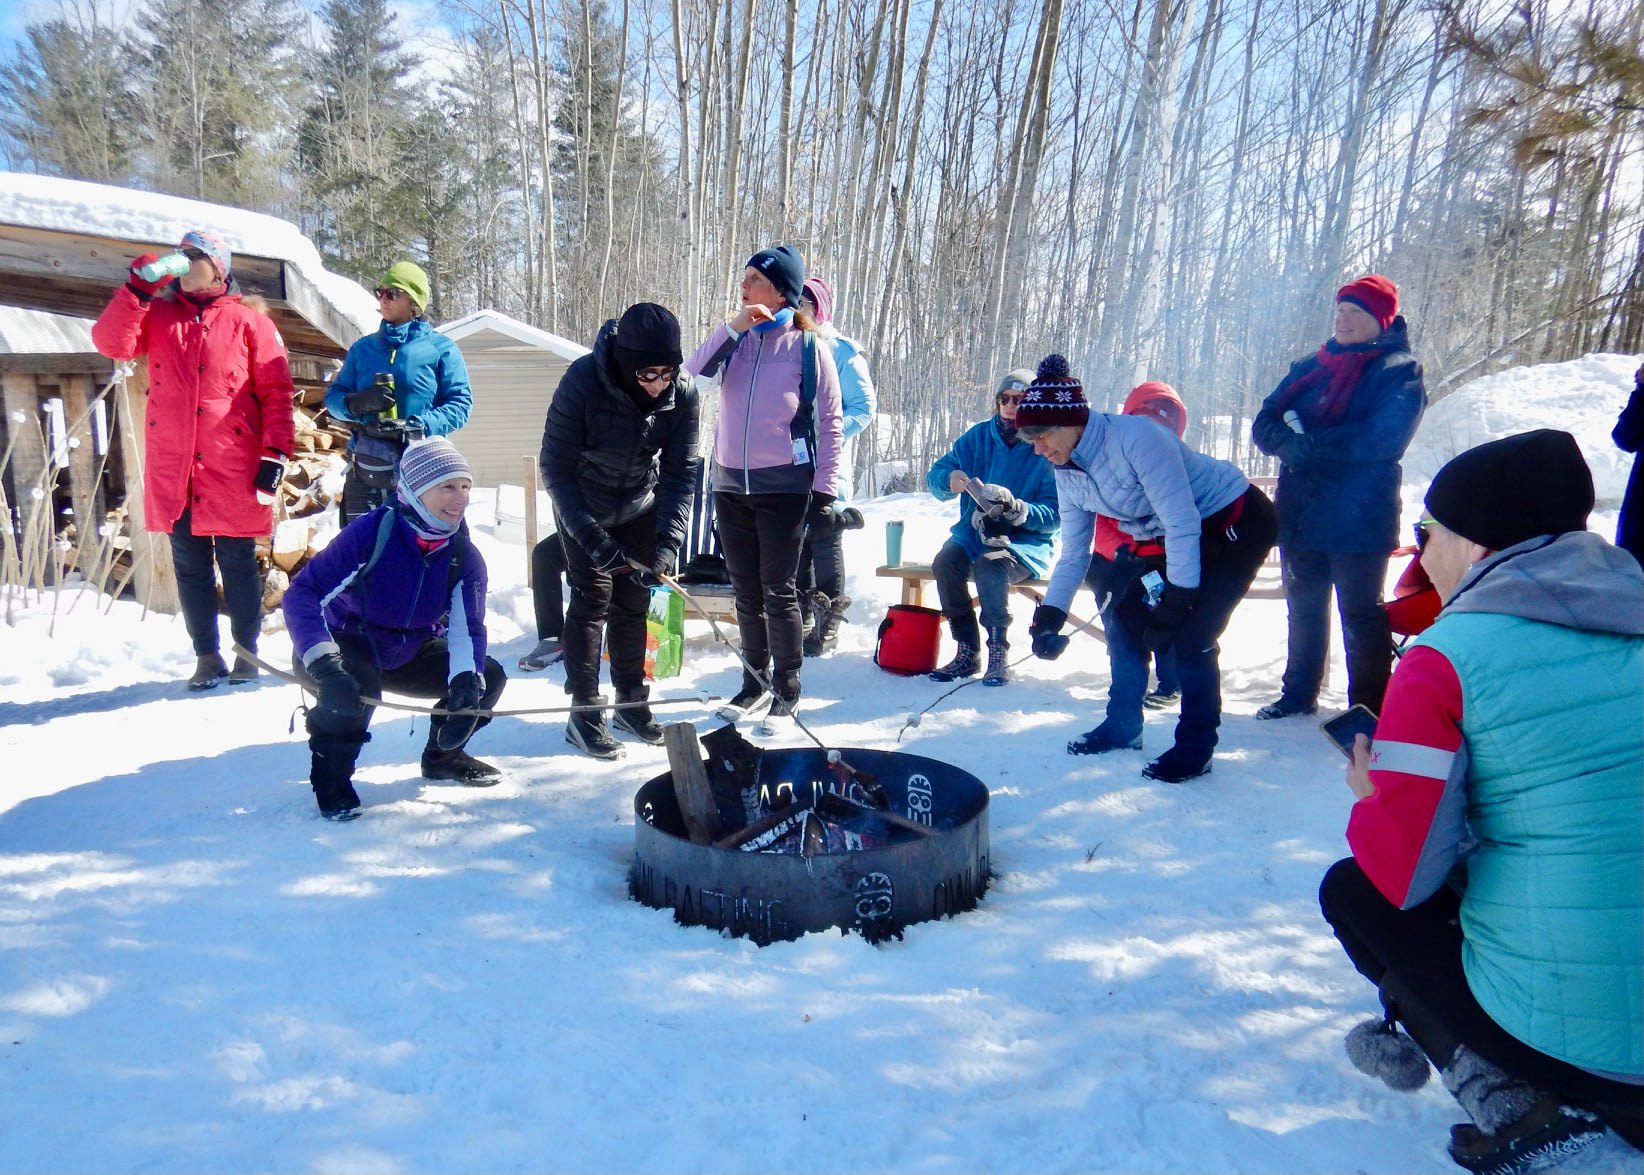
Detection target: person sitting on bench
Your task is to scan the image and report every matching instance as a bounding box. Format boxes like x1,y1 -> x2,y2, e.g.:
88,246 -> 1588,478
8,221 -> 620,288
924,367 -> 1059,687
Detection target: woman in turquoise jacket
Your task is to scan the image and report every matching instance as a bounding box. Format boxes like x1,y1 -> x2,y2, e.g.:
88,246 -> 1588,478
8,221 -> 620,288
326,261 -> 473,521
923,368 -> 1058,686
1321,431 -> 1643,1172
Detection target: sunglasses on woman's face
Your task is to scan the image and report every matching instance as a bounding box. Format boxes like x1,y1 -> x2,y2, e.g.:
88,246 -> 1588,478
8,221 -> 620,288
1414,518 -> 1436,551
373,287 -> 404,301
997,393 -> 1025,405
180,247 -> 208,261
635,367 -> 677,384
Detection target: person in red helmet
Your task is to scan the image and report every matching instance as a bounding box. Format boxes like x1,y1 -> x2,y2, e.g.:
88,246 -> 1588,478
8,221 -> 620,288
1086,382 -> 1190,709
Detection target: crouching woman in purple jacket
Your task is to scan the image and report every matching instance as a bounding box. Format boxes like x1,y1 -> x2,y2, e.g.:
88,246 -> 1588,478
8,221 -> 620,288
283,438 -> 507,819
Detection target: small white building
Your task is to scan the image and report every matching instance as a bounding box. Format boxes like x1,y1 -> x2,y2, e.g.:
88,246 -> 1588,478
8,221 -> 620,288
438,310 -> 588,489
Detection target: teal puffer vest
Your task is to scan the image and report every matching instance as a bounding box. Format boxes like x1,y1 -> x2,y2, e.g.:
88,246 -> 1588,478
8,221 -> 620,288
1417,612 -> 1643,1076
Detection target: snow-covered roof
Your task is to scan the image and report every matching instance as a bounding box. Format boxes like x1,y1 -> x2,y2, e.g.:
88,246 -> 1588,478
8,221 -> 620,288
0,172 -> 377,357
0,305 -> 96,356
439,309 -> 589,360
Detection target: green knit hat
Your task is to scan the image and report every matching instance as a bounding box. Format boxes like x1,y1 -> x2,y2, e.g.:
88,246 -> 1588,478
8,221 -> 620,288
379,260 -> 431,313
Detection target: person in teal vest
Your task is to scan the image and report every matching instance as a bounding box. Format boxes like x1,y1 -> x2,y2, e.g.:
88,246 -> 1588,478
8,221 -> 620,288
1319,430 -> 1643,1174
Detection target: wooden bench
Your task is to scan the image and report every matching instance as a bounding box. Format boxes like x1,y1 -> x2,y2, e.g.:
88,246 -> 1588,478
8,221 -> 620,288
875,563 -> 1103,643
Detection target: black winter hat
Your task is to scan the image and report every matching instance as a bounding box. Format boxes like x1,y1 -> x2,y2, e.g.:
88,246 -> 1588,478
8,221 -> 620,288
746,245 -> 806,309
613,302 -> 683,371
1424,429 -> 1594,551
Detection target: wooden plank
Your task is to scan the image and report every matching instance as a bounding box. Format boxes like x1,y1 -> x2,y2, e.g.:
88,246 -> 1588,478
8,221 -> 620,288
112,364 -> 177,612
522,455 -> 538,588
663,722 -> 721,845
0,354 -> 114,375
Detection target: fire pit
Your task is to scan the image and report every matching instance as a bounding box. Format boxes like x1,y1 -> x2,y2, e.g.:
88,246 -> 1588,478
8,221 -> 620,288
630,730 -> 990,945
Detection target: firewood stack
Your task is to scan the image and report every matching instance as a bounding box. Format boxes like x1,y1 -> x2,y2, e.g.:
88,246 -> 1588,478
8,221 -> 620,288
257,392 -> 353,610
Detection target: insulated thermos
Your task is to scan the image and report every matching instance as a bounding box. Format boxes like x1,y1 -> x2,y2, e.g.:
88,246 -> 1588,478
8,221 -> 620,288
885,519 -> 904,567
135,252 -> 192,283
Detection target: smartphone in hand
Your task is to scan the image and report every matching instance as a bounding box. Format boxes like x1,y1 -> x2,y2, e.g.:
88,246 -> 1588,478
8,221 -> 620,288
1320,704 -> 1379,760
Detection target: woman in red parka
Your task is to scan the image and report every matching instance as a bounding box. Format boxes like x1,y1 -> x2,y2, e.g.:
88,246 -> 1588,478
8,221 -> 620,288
93,230 -> 296,689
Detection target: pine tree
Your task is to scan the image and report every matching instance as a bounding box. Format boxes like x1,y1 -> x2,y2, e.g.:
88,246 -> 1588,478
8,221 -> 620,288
295,0 -> 423,280
0,7 -> 137,183
131,0 -> 303,206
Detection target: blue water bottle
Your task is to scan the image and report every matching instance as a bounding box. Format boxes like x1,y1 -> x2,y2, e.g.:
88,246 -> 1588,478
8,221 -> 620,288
885,520 -> 904,567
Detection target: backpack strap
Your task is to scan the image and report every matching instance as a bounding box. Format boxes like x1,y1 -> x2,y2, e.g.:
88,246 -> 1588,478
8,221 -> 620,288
788,329 -> 818,465
354,506 -> 399,587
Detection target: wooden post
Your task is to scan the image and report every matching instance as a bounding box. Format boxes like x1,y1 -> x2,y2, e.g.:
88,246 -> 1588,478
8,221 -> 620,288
522,454 -> 538,588
113,363 -> 178,613
663,721 -> 721,845
57,374 -> 102,577
1,372 -> 47,594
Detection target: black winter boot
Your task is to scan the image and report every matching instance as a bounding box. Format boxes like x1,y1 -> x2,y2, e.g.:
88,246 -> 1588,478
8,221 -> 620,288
804,593 -> 850,657
718,666 -> 770,719
768,669 -> 802,717
611,684 -> 664,745
566,695 -> 624,760
308,725 -> 369,820
422,746 -> 504,783
982,626 -> 1010,686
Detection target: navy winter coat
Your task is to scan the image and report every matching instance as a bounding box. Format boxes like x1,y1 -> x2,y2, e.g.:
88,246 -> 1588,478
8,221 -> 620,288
1613,369 -> 1644,566
1251,319 -> 1426,553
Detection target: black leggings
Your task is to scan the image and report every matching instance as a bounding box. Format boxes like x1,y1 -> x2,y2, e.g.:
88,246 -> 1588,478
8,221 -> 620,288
713,490 -> 808,673
1319,857 -> 1644,1120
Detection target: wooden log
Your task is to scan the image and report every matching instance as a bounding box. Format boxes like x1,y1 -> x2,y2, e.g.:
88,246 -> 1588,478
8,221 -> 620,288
664,722 -> 721,845
714,802 -> 804,852
815,791 -> 939,838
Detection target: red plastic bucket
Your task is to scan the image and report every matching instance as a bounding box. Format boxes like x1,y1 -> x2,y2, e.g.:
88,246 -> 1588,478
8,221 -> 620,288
873,604 -> 943,675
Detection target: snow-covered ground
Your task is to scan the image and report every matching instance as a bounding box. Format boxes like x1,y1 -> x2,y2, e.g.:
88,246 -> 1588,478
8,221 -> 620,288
0,358 -> 1637,1174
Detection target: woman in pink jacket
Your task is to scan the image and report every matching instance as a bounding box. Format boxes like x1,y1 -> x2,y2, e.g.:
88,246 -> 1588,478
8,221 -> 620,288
93,230 -> 295,689
685,246 -> 843,720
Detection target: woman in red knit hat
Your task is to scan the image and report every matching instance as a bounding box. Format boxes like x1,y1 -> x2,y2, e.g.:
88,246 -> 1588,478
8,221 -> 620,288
1250,275 -> 1427,720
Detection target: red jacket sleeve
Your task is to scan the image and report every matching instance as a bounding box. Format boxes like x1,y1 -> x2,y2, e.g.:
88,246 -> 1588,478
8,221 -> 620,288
1346,645 -> 1470,908
90,286 -> 152,361
249,312 -> 297,458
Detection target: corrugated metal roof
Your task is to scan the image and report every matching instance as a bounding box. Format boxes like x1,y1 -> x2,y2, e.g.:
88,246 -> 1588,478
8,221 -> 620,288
0,305 -> 96,355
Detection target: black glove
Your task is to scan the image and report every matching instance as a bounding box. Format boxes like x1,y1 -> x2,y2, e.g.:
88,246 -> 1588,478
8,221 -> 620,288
1142,582 -> 1199,651
306,652 -> 363,727
836,505 -> 865,531
807,492 -> 837,527
652,547 -> 678,578
345,385 -> 396,418
435,670 -> 485,751
587,535 -> 630,574
1029,604 -> 1071,660
253,456 -> 284,501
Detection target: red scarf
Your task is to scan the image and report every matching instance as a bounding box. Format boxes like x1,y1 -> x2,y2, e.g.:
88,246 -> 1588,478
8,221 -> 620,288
1275,340 -> 1387,427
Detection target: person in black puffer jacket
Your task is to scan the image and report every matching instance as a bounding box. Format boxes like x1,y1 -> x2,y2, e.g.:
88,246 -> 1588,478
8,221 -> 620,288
1613,361 -> 1644,568
540,303 -> 701,759
1251,275 -> 1427,718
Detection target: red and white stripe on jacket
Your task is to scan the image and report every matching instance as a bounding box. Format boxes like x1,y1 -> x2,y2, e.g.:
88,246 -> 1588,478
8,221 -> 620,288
1346,646 -> 1471,909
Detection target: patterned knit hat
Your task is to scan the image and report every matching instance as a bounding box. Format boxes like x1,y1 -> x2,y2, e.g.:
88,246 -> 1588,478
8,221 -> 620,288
1014,354 -> 1090,430
398,437 -> 471,499
179,230 -> 231,281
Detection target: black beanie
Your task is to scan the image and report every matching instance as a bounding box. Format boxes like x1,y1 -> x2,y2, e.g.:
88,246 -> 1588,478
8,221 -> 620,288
613,302 -> 683,371
1424,429 -> 1594,551
746,245 -> 805,309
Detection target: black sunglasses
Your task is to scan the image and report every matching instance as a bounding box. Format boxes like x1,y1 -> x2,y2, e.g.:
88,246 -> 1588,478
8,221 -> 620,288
373,287 -> 405,301
180,247 -> 208,261
634,367 -> 677,384
1413,518 -> 1436,551
997,392 -> 1025,405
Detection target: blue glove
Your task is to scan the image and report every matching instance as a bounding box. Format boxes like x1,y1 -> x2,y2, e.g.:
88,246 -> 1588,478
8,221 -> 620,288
1029,605 -> 1070,660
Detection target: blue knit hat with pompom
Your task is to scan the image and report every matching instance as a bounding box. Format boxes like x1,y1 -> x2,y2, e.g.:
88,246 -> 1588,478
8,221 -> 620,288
1015,354 -> 1090,430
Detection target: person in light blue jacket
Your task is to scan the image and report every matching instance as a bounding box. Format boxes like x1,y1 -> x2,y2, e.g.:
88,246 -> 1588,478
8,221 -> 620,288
923,367 -> 1059,686
795,277 -> 875,656
326,261 -> 473,522
1019,354 -> 1276,783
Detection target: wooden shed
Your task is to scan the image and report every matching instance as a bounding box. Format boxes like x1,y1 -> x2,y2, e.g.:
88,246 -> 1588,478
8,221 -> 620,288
0,174 -> 372,610
438,310 -> 587,489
